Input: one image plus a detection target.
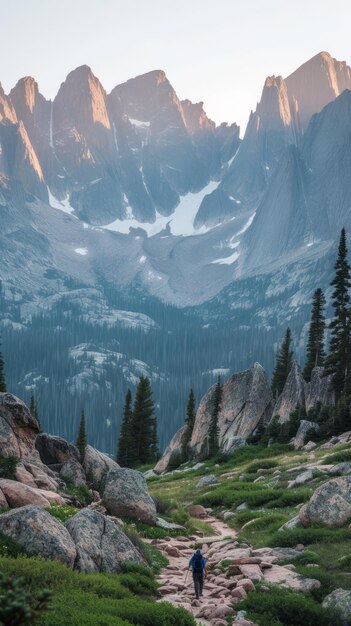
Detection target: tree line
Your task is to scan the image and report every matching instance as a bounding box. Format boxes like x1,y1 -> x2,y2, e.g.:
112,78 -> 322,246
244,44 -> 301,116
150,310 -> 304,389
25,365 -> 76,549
270,227 -> 351,437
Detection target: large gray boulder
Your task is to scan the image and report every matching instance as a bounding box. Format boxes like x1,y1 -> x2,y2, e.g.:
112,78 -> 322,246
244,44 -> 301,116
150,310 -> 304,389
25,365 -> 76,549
293,420 -> 319,449
273,362 -> 306,423
83,445 -> 118,492
0,393 -> 40,459
322,588 -> 351,625
190,363 -> 273,459
35,433 -> 80,466
154,425 -> 187,474
60,459 -> 86,487
102,467 -> 157,526
65,508 -> 143,572
299,476 -> 351,527
0,505 -> 76,566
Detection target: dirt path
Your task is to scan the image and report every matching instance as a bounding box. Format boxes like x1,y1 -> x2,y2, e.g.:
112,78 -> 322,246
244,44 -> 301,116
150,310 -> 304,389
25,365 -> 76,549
150,513 -> 251,626
150,510 -> 322,625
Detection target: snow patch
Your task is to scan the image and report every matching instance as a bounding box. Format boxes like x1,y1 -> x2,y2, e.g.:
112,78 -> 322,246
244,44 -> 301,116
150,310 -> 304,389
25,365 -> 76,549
103,180 -> 219,237
47,186 -> 75,216
139,256 -> 146,264
212,250 -> 240,265
129,118 -> 151,128
74,247 -> 88,256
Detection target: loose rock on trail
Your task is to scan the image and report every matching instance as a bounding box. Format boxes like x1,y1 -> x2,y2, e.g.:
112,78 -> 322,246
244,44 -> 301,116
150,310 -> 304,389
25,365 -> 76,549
150,511 -> 320,626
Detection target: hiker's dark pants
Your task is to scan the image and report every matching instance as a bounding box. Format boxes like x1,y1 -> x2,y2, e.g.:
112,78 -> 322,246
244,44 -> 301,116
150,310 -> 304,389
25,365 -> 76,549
193,572 -> 203,598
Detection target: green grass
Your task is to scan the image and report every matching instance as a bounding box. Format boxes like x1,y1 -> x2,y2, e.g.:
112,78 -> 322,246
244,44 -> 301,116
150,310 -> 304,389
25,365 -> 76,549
269,526 -> 351,548
196,481 -> 311,509
246,460 -> 279,473
0,532 -> 25,558
1,556 -> 195,626
47,503 -> 79,523
323,448 -> 351,464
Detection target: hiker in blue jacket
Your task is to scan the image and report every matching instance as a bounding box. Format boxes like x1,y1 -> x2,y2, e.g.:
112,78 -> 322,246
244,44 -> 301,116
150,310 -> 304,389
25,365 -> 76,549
188,548 -> 207,599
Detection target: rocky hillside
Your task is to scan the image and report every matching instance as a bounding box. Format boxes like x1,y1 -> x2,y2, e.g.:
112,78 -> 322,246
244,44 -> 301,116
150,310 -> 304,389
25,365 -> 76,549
154,361 -> 333,474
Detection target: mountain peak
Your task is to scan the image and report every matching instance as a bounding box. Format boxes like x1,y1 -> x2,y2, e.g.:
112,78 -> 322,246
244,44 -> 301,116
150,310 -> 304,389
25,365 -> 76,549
10,77 -> 40,113
56,65 -> 110,129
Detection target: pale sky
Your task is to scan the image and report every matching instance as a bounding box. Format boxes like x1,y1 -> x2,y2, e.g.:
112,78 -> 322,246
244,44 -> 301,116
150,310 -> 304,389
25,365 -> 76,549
1,0 -> 350,134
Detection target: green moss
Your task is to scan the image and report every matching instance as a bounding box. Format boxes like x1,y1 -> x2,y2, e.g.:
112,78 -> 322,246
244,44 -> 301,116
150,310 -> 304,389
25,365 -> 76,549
0,454 -> 19,480
0,532 -> 25,558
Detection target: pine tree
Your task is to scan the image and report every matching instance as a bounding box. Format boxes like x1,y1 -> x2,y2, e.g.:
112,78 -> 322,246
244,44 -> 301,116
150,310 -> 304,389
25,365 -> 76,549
303,288 -> 326,382
117,389 -> 134,466
0,343 -> 6,393
208,377 -> 222,458
130,376 -> 158,465
76,410 -> 87,459
29,395 -> 40,429
271,328 -> 293,397
325,228 -> 351,398
181,388 -> 196,461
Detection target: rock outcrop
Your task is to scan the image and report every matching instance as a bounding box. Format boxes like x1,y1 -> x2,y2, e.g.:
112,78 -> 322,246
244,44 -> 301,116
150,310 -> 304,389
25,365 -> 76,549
0,479 -> 65,509
35,433 -> 80,466
273,363 -> 334,423
102,467 -> 157,525
83,445 -> 118,492
293,420 -> 319,449
273,362 -> 305,423
0,505 -> 76,566
60,459 -> 86,487
322,588 -> 351,625
189,363 -> 273,459
154,425 -> 187,474
299,476 -> 351,527
65,508 -> 143,572
0,392 -> 39,458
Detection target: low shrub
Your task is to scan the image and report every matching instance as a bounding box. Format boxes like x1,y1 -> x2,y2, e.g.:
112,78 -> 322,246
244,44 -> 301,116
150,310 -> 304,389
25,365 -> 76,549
64,483 -> 93,506
118,572 -> 157,596
0,572 -> 51,625
242,513 -> 287,531
123,525 -> 168,573
323,449 -> 351,464
41,592 -> 196,626
246,460 -> 279,474
0,532 -> 24,558
269,526 -> 351,548
47,503 -> 79,523
0,455 -> 19,480
237,586 -> 342,626
152,495 -> 172,516
172,507 -> 190,526
197,482 -> 310,509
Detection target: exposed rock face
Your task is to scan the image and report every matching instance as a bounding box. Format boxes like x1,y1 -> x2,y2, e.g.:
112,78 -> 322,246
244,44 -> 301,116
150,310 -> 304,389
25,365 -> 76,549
35,433 -> 80,465
0,393 -> 40,458
299,476 -> 351,527
102,467 -> 157,525
305,367 -> 334,412
0,478 -> 64,508
322,588 -> 351,625
60,459 -> 86,487
293,420 -> 319,450
153,425 -> 187,474
83,445 -> 118,492
273,362 -> 306,423
0,505 -> 76,566
65,508 -> 143,572
196,51 -> 351,228
190,363 -> 273,459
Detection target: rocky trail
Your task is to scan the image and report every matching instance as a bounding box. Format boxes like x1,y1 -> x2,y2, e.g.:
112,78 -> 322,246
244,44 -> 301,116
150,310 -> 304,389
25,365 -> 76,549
150,511 -> 322,626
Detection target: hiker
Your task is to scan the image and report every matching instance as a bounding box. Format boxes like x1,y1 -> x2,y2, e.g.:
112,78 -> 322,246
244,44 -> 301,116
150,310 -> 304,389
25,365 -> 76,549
188,548 -> 207,599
